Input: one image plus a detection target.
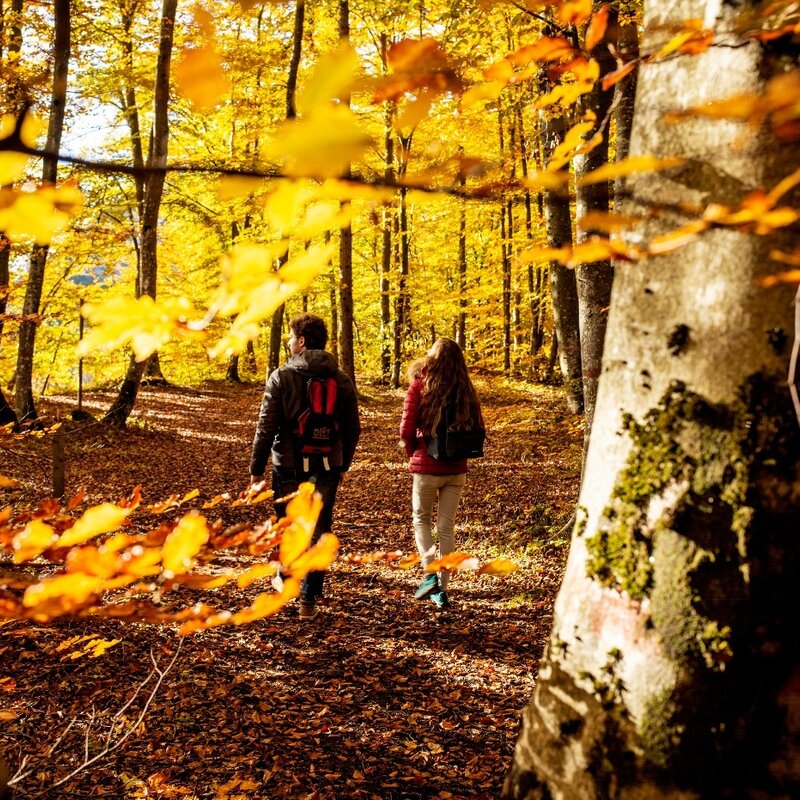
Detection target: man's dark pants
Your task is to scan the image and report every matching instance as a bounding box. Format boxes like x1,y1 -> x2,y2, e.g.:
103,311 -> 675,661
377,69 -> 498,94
271,465 -> 341,602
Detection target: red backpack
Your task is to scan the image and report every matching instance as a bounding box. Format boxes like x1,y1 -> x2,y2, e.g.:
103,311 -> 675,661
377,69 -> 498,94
294,376 -> 339,471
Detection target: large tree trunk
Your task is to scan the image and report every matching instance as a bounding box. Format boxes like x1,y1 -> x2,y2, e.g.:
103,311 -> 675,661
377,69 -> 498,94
104,0 -> 176,427
504,4 -> 800,797
13,0 -> 70,422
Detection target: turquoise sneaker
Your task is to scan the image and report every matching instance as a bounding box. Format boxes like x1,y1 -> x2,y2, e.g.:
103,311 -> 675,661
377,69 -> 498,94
430,590 -> 450,609
414,573 -> 439,600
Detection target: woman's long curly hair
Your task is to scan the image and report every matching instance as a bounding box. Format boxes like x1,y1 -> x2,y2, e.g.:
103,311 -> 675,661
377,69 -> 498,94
409,338 -> 481,436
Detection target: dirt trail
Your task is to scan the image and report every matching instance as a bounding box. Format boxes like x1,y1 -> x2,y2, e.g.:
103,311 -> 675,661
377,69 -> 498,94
1,377 -> 582,799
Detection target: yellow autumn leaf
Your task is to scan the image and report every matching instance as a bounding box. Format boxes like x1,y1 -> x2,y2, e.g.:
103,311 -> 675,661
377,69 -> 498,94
578,155 -> 685,185
396,90 -> 436,131
12,519 -> 57,563
217,174 -> 267,200
265,104 -> 372,179
297,42 -> 360,116
477,558 -> 519,576
0,112 -> 44,185
78,295 -> 201,362
0,183 -> 84,244
213,241 -> 291,317
459,80 -> 505,111
547,114 -> 596,170
89,638 -> 121,658
162,512 -> 210,575
535,79 -> 595,110
293,200 -> 353,240
263,180 -> 313,234
56,503 -> 131,548
279,484 -> 322,568
0,476 -> 22,489
23,573 -> 106,610
210,242 -> 335,357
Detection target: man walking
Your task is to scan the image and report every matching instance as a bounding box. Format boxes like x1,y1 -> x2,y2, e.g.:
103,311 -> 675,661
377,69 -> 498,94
250,313 -> 360,620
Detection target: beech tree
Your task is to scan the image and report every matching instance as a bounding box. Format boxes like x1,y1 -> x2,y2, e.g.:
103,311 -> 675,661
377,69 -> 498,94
504,1 -> 800,796
104,0 -> 177,427
13,0 -> 70,422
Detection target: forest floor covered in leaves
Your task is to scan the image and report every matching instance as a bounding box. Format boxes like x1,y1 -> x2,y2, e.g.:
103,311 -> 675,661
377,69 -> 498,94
1,375 -> 583,799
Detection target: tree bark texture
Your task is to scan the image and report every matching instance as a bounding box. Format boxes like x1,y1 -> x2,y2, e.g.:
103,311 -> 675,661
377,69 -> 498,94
543,117 -> 583,414
504,4 -> 800,797
573,16 -> 617,441
337,0 -> 355,383
267,0 -> 304,376
14,0 -> 70,421
104,0 -> 176,427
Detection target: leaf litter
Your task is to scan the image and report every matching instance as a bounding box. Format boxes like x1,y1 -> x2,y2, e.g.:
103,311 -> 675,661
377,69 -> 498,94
0,376 -> 582,799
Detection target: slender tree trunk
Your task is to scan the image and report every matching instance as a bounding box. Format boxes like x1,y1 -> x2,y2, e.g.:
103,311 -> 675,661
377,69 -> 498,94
572,13 -> 618,441
613,13 -> 639,209
380,36 -> 394,383
104,0 -> 176,427
14,0 -> 70,422
517,105 -> 546,357
268,0 -> 305,375
0,0 -> 23,351
505,4 -> 800,796
329,241 -> 339,359
543,112 -> 583,413
336,0 -> 356,382
457,183 -> 467,349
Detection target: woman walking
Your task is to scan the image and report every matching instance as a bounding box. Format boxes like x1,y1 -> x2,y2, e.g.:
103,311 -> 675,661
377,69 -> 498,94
399,338 -> 483,609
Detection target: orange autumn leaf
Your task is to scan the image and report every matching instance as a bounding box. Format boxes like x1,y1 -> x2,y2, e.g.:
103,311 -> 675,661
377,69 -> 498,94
427,552 -> 479,571
577,211 -> 643,232
579,155 -> 685,185
557,0 -> 593,26
237,562 -> 278,589
229,579 -> 301,625
648,220 -> 710,255
478,558 -> 519,576
288,532 -> 339,577
65,486 -> 86,512
506,37 -> 575,68
758,267 -> 800,287
585,5 -> 610,52
602,61 -> 638,91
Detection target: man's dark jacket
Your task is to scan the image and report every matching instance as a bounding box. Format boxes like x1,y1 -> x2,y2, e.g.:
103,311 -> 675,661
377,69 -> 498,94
250,350 -> 361,476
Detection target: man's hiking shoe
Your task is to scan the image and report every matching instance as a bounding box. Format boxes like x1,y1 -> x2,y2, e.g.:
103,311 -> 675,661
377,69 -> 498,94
414,574 -> 439,600
299,600 -> 319,620
430,590 -> 451,610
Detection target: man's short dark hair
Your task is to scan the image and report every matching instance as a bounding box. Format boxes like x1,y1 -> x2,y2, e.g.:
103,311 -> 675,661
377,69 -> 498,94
290,313 -> 328,350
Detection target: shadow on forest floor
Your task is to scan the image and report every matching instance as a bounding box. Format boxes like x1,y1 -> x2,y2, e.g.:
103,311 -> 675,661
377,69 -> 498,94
1,376 -> 582,799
